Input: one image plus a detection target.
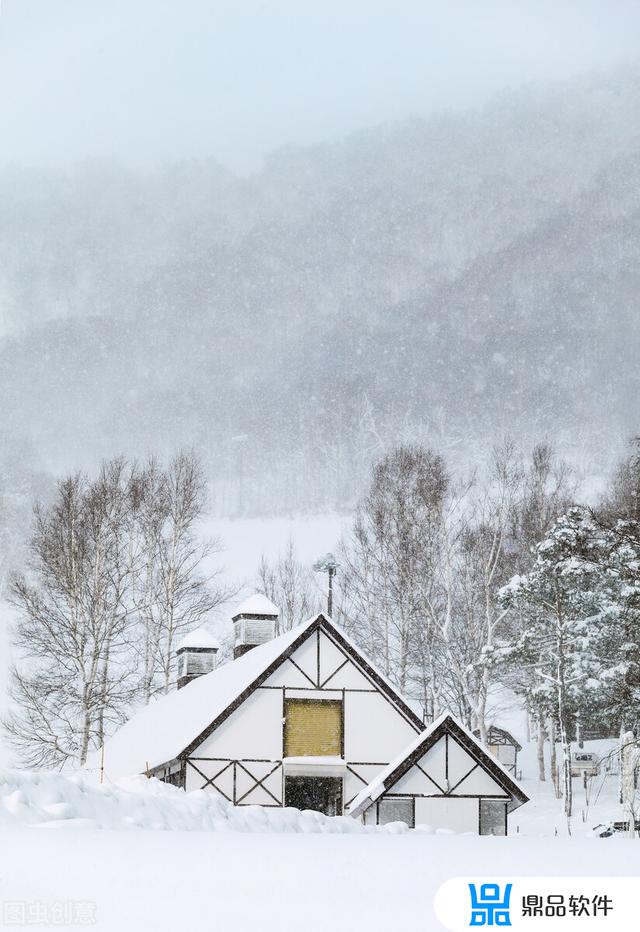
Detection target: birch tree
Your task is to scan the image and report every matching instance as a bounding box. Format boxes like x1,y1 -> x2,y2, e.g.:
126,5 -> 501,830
447,442 -> 520,740
505,443 -> 575,769
256,538 -> 319,633
5,467 -> 136,767
342,446 -> 449,693
4,451 -> 229,765
134,452 -> 230,696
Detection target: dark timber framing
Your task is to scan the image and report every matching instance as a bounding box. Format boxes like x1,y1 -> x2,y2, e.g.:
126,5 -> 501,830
177,614 -> 423,763
151,614 -> 424,796
184,758 -> 285,806
350,715 -> 528,817
473,725 -> 521,775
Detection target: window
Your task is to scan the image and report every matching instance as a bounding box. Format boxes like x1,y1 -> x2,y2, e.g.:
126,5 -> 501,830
377,797 -> 414,828
284,699 -> 342,757
184,652 -> 214,677
479,800 -> 507,836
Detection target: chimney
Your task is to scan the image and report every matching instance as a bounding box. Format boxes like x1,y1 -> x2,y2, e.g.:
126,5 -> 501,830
175,627 -> 220,689
232,593 -> 279,659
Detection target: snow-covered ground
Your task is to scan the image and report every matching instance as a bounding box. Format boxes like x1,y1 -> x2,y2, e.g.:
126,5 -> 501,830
2,828 -> 637,932
0,768 -> 637,932
0,767 -> 638,932
1,515 -> 637,929
514,737 -> 622,837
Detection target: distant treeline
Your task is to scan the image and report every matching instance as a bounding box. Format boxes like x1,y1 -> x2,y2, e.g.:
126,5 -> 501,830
1,66 -> 640,512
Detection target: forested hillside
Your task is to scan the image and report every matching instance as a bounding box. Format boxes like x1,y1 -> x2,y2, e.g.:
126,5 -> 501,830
1,65 -> 639,513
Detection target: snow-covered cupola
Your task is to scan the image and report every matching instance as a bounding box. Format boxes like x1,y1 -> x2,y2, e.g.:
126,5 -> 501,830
175,628 -> 220,690
232,593 -> 279,659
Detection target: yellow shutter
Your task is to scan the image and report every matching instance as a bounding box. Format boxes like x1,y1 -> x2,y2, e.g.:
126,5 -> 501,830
284,700 -> 342,757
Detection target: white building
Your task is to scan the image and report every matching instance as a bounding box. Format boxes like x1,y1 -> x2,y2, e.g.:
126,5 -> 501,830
348,714 -> 527,833
99,599 -> 527,833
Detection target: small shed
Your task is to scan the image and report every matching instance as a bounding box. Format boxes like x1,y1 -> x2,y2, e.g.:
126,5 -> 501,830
349,714 -> 528,835
473,725 -> 522,776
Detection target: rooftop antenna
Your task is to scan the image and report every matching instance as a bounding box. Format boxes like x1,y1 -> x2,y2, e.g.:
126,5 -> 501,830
313,552 -> 340,617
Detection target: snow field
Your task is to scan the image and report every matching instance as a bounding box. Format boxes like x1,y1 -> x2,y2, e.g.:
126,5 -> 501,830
0,765 -> 638,931
1,823 -> 637,932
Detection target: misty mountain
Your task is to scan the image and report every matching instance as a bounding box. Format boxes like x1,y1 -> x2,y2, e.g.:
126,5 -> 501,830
1,65 -> 640,514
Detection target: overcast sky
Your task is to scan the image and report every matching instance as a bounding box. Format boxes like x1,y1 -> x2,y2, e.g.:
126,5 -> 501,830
1,0 -> 640,173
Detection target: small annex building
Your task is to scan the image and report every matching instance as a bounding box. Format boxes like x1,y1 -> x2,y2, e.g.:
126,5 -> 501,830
348,714 -> 528,834
472,725 -> 522,776
97,598 -> 528,833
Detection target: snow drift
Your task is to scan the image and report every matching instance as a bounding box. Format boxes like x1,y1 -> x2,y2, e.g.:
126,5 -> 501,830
0,769 -> 419,835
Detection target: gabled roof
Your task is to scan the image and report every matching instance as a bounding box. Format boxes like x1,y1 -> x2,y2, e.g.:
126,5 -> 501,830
473,725 -> 522,751
92,613 -> 423,780
347,712 -> 529,816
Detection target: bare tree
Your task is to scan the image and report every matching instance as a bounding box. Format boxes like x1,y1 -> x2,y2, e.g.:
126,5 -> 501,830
127,458 -> 167,704
340,440 -> 574,742
135,451 -> 231,696
342,446 -> 450,694
4,451 -> 230,766
256,538 -> 319,634
452,442 -> 521,741
599,437 -> 640,523
5,466 -> 136,767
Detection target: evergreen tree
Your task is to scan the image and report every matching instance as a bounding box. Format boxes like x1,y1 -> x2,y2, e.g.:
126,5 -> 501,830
499,508 -> 610,825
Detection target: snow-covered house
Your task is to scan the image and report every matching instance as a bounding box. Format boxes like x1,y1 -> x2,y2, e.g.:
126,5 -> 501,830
98,599 -> 528,832
348,714 -> 528,834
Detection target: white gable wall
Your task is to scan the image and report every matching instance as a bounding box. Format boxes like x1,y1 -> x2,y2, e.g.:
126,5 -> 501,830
344,692 -> 418,762
454,766 -> 508,796
184,624 -> 421,808
447,735 -> 477,785
363,729 -> 516,834
418,737 -> 447,788
193,687 -> 283,760
393,765 -> 441,795
285,634 -> 319,683
260,661 -> 314,689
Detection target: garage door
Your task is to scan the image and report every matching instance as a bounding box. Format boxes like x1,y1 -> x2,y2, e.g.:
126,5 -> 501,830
284,699 -> 342,757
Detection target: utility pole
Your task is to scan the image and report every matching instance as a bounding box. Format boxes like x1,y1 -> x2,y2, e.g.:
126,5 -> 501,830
313,553 -> 340,617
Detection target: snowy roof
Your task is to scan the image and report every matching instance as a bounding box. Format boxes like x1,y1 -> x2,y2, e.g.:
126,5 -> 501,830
90,612 -> 422,782
91,617 -> 317,780
473,724 -> 522,751
232,593 -> 279,618
347,712 -> 529,815
175,628 -> 220,652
